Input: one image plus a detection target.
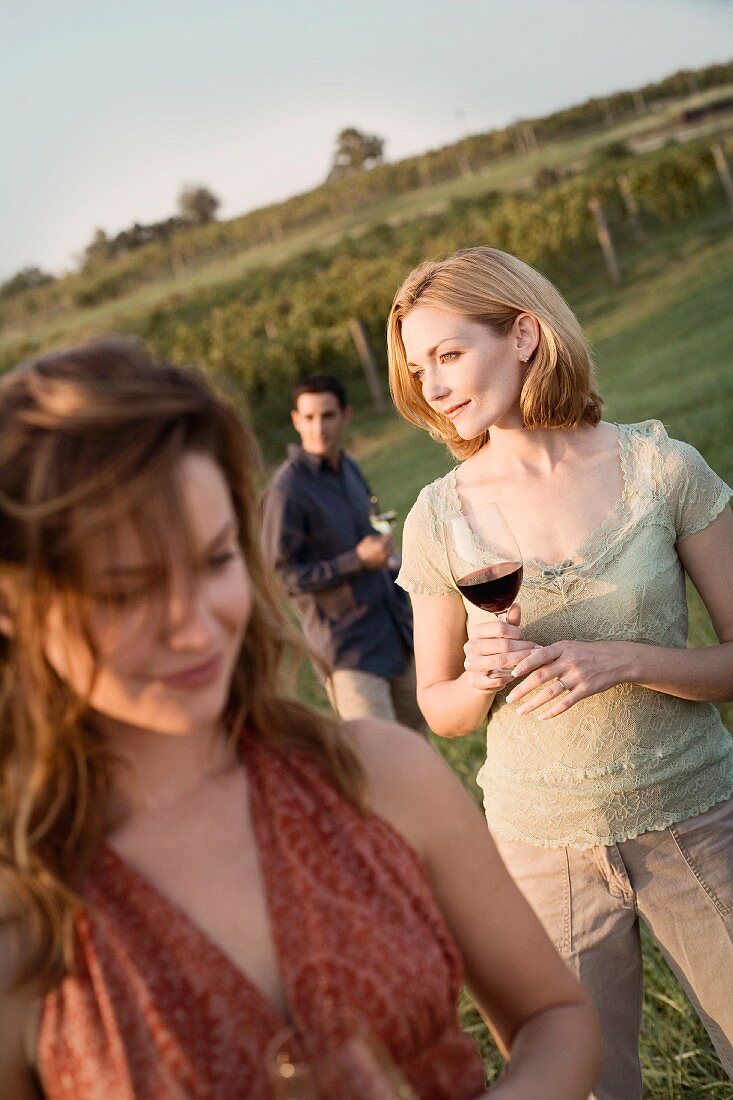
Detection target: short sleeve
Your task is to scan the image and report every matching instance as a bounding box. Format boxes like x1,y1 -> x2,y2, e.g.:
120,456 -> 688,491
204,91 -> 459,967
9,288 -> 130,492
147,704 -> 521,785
662,435 -> 733,541
396,486 -> 459,597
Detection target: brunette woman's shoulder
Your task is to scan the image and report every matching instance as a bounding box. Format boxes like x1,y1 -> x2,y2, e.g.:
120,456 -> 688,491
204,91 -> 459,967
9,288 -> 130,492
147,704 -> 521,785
343,715 -> 432,770
340,718 -> 462,855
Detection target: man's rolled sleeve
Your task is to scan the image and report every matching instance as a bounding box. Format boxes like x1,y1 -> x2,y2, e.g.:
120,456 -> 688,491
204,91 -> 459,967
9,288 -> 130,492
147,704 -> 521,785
262,487 -> 363,595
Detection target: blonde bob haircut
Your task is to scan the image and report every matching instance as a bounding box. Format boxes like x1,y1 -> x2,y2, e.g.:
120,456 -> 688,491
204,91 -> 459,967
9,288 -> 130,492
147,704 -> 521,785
387,247 -> 603,461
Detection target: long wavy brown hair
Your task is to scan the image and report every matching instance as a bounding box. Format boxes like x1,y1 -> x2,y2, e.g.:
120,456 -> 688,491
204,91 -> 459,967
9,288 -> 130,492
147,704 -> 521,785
0,337 -> 363,991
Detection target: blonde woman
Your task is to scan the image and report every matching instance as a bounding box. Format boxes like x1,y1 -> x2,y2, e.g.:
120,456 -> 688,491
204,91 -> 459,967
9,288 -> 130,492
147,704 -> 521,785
0,338 -> 598,1099
388,246 -> 733,1100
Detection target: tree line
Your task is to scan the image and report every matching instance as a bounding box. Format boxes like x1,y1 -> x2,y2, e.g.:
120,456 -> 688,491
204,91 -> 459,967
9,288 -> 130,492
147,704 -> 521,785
2,57 -> 731,321
4,132 -> 728,456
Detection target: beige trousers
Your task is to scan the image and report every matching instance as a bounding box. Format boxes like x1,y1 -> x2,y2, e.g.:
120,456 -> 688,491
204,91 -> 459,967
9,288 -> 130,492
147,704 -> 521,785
327,655 -> 427,734
494,797 -> 733,1100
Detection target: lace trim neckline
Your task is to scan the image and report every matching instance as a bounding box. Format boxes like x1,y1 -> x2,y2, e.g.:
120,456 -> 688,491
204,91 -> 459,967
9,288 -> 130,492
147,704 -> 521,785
444,422 -> 637,580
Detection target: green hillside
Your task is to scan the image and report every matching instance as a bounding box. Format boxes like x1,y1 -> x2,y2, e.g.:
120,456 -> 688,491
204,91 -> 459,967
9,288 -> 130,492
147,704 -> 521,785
2,60 -> 732,372
4,128 -> 730,465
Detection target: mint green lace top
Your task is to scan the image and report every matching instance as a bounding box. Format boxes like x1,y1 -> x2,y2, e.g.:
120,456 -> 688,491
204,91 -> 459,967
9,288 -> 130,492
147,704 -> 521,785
397,421 -> 733,848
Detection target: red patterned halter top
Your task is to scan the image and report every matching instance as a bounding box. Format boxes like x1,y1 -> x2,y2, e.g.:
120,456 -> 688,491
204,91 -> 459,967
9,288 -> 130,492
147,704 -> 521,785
38,737 -> 485,1099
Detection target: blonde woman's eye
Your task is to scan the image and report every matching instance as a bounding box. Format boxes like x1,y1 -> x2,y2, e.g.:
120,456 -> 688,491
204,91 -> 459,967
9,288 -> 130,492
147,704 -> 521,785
439,351 -> 458,364
411,369 -> 424,382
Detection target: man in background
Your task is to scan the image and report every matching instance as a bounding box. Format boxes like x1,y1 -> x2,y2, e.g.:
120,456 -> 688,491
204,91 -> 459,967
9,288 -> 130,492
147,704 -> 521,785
262,374 -> 425,732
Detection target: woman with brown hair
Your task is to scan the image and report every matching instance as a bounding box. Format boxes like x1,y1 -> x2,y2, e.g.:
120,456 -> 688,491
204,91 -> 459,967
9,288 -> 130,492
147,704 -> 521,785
387,245 -> 733,1100
0,337 -> 598,1098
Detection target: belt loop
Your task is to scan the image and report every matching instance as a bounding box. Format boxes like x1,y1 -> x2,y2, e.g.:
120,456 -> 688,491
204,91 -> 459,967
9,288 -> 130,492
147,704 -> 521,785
607,844 -> 636,904
592,844 -> 635,905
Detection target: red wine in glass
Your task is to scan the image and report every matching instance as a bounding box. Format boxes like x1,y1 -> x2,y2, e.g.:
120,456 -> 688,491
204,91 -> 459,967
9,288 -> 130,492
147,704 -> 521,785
443,502 -> 523,680
456,560 -> 523,615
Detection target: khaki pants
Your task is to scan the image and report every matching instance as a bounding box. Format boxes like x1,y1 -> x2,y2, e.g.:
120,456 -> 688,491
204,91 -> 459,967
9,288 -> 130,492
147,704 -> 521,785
494,797 -> 733,1100
327,655 -> 427,734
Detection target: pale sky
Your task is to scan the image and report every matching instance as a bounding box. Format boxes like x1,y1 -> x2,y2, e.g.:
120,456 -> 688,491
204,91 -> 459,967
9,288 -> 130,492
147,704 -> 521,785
2,0 -> 733,280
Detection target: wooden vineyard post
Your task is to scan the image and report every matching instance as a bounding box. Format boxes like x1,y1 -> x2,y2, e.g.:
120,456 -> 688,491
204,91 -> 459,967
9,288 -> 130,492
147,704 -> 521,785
617,173 -> 646,242
588,197 -> 622,284
712,143 -> 733,215
417,159 -> 433,189
348,319 -> 386,410
454,151 -> 474,179
512,126 -> 528,157
169,243 -> 186,278
523,122 -> 538,152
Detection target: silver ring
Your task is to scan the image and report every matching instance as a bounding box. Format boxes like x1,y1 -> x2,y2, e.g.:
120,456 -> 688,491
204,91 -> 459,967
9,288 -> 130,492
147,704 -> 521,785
557,678 -> 568,692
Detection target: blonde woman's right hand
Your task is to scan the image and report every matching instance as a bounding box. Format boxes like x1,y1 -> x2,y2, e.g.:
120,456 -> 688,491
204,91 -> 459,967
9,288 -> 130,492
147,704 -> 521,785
463,604 -> 540,693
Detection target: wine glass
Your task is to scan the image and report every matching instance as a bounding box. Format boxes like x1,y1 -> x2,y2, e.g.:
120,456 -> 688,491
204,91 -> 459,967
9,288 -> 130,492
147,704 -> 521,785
266,1011 -> 417,1100
369,495 -> 401,571
443,502 -> 523,680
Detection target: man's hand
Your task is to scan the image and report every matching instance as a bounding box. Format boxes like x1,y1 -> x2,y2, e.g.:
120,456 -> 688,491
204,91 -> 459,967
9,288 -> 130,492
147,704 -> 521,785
356,533 -> 393,570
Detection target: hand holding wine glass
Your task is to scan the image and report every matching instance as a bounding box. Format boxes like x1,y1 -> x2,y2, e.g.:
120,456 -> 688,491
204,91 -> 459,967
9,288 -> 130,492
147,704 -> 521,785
443,503 -> 537,686
369,495 -> 401,570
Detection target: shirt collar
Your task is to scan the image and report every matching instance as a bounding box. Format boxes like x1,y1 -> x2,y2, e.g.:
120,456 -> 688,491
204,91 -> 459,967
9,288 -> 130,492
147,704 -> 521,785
288,443 -> 343,474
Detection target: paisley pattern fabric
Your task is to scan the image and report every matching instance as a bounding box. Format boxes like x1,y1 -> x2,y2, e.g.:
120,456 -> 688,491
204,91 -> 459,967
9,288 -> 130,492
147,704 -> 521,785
397,421 -> 733,848
38,737 -> 485,1099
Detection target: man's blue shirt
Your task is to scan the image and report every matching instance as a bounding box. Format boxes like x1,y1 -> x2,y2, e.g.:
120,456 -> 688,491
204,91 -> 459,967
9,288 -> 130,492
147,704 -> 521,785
262,445 -> 413,677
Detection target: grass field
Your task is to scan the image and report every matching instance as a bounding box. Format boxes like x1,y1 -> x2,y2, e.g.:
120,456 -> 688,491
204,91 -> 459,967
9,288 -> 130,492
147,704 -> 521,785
314,215 -> 733,1097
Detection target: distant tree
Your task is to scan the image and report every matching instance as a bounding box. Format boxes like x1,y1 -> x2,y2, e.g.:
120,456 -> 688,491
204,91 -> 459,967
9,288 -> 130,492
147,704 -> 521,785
534,166 -> 563,190
0,266 -> 55,300
327,128 -> 385,182
592,140 -> 631,164
178,184 -> 221,225
81,216 -> 191,271
83,228 -> 113,266
533,165 -> 575,189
